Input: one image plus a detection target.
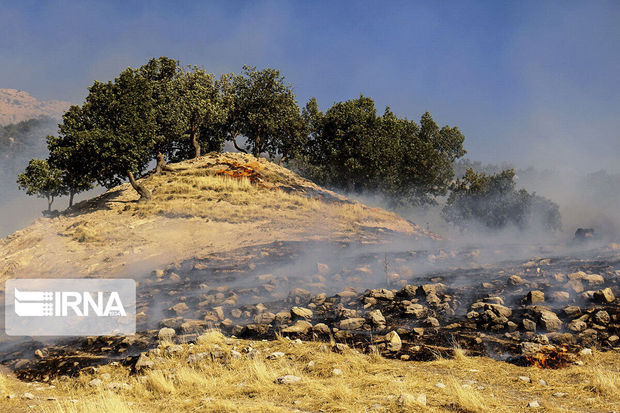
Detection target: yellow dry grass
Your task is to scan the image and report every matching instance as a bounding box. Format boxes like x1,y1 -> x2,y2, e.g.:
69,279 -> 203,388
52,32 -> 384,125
1,331 -> 618,412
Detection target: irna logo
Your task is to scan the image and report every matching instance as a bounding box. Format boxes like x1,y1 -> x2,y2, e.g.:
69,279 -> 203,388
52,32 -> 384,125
6,279 -> 136,336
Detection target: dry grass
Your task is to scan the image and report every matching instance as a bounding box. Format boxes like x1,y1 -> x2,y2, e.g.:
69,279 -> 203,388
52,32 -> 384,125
0,331 -> 618,412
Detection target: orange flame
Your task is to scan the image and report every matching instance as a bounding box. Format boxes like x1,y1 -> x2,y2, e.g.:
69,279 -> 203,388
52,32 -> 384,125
524,346 -> 573,369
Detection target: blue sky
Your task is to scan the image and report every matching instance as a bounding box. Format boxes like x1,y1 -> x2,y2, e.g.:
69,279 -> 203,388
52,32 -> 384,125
1,0 -> 618,172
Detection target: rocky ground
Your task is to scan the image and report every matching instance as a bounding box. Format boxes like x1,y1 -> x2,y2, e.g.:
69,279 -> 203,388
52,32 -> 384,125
3,240 -> 618,383
0,153 -> 618,411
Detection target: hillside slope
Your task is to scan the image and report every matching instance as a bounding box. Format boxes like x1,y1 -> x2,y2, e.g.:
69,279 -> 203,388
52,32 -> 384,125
0,152 -> 432,282
0,89 -> 70,126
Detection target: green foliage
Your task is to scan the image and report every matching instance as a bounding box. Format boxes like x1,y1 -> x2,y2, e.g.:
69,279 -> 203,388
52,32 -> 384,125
17,159 -> 66,210
442,168 -> 561,231
225,66 -> 305,159
301,96 -> 465,205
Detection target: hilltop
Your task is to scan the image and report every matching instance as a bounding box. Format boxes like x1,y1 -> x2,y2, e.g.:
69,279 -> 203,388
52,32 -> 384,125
0,152 -> 431,282
0,89 -> 70,126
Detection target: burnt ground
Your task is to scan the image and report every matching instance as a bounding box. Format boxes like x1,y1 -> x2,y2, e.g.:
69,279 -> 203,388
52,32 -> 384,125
1,239 -> 618,381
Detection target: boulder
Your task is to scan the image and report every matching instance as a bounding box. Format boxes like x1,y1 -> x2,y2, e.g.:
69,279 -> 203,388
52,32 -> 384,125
538,310 -> 562,332
281,320 -> 312,334
291,307 -> 313,320
527,291 -> 545,304
367,309 -> 386,327
593,288 -> 615,303
339,317 -> 366,330
385,331 -> 402,352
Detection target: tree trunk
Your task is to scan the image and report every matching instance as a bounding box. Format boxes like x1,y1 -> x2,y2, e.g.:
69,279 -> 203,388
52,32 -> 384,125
191,129 -> 201,158
47,196 -> 53,211
253,130 -> 261,158
232,133 -> 247,153
155,152 -> 166,174
127,170 -> 151,201
69,191 -> 74,208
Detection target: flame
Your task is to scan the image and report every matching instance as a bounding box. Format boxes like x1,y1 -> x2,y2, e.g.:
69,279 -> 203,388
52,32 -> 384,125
215,161 -> 276,189
524,345 -> 573,369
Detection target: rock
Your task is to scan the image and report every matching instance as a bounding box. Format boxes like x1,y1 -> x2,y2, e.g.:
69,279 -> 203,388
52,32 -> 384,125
288,288 -> 312,305
331,368 -> 343,376
281,320 -> 312,334
181,319 -> 207,333
164,344 -> 184,356
312,323 -> 331,335
568,320 -> 587,332
488,303 -> 512,318
568,271 -> 604,286
522,319 -> 536,331
580,348 -> 593,356
170,302 -> 189,316
367,288 -> 395,300
593,288 -> 615,303
230,350 -> 242,359
594,310 -> 610,325
385,331 -> 402,352
158,327 -> 176,341
88,378 -> 102,387
187,353 -> 209,364
537,379 -> 547,386
508,275 -> 524,286
266,351 -> 285,360
396,392 -> 425,407
135,353 -> 154,370
552,392 -> 567,398
538,311 -> 562,332
274,311 -> 291,324
527,401 -> 540,408
339,317 -> 365,330
254,312 -> 276,324
423,317 -> 440,327
527,291 -> 545,304
275,375 -> 301,384
21,393 -> 34,400
311,293 -> 327,305
332,343 -> 349,353
563,306 -> 582,318
291,307 -> 313,320
520,342 -> 545,355
518,376 -> 531,383
421,283 -> 447,296
367,309 -> 386,327
105,382 -> 131,391
404,303 -> 427,318
397,285 -> 418,298
435,382 -> 446,389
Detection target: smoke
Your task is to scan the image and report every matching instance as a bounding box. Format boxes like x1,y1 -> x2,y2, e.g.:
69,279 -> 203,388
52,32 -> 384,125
0,118 -> 56,237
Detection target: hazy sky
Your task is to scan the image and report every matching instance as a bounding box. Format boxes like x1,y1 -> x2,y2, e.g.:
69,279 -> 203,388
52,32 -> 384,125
1,0 -> 618,172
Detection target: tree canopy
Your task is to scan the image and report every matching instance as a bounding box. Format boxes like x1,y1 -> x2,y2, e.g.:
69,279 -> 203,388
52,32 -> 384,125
16,159 -> 66,211
442,168 -> 561,231
301,95 -> 466,205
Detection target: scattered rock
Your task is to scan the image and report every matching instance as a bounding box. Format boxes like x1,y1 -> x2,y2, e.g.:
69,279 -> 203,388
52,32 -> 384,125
275,375 -> 301,384
385,331 -> 402,352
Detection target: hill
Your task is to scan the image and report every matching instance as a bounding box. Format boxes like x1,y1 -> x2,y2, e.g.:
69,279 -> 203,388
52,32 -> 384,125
0,89 -> 70,126
0,152 -> 431,282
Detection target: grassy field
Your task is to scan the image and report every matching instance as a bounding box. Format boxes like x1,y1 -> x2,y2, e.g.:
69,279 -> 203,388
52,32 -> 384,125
1,330 -> 618,412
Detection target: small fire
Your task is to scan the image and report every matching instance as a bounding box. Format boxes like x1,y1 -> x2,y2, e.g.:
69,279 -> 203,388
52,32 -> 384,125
216,161 -> 276,189
524,346 -> 573,369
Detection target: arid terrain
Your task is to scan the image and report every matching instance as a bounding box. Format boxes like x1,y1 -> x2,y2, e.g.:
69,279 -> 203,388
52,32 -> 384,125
0,153 -> 618,412
0,89 -> 70,126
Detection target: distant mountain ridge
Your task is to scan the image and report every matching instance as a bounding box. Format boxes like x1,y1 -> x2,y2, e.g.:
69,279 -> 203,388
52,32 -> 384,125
0,88 -> 71,126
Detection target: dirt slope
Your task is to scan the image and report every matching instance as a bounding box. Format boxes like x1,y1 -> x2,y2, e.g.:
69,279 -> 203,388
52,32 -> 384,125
0,89 -> 70,126
0,152 -> 432,283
